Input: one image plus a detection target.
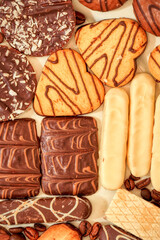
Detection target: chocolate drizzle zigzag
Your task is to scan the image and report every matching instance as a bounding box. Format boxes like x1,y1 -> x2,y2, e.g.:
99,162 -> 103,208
75,18 -> 147,87
41,117 -> 98,196
34,49 -> 104,116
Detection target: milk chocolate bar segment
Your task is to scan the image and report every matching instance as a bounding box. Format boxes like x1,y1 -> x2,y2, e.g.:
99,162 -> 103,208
0,197 -> 92,225
41,117 -> 98,196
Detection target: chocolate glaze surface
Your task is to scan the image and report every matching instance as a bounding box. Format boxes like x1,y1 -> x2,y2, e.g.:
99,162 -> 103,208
79,0 -> 127,12
0,197 -> 92,225
0,0 -> 75,56
41,117 -> 98,195
0,46 -> 36,121
0,119 -> 41,199
133,0 -> 160,36
99,225 -> 142,240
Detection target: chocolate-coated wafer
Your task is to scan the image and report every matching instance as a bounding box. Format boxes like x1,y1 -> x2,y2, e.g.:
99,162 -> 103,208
0,118 -> 41,199
41,117 -> 98,196
0,196 -> 92,225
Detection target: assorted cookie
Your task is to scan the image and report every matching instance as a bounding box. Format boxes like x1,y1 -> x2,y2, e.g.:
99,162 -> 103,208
0,0 -> 75,56
127,73 -> 155,177
100,88 -> 129,190
75,18 -> 147,87
106,189 -> 160,240
0,196 -> 92,225
78,0 -> 128,12
0,46 -> 37,121
0,0 -> 160,239
148,45 -> 160,82
133,0 -> 160,36
38,224 -> 81,240
41,117 -> 98,196
34,49 -> 104,116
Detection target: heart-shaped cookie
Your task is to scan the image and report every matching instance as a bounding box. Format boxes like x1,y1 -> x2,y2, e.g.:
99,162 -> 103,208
75,18 -> 147,87
34,49 -> 104,116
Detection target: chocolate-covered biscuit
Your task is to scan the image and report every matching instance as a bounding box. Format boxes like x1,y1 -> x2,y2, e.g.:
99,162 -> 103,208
41,117 -> 98,196
0,197 -> 92,225
133,0 -> 160,36
0,119 -> 41,199
0,0 -> 75,56
99,225 -> 142,240
79,0 -> 127,12
0,46 -> 36,121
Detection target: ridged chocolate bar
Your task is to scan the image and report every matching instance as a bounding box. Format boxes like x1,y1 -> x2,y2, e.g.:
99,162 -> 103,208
41,117 -> 98,196
0,119 -> 41,199
0,196 -> 92,225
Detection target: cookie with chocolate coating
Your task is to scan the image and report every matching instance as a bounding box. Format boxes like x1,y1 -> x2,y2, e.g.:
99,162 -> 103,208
75,18 -> 147,87
148,45 -> 160,82
133,0 -> 160,36
79,0 -> 128,12
0,0 -> 75,56
34,49 -> 104,116
0,46 -> 37,121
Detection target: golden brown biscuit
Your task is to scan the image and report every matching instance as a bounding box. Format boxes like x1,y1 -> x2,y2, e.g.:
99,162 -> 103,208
34,49 -> 104,116
75,18 -> 147,87
148,45 -> 160,82
38,224 -> 81,240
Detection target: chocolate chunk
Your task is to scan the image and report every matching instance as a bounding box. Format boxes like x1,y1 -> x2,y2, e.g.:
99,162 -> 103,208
133,0 -> 160,36
0,0 -> 75,56
0,197 -> 92,225
0,119 -> 41,199
41,117 -> 98,196
99,225 -> 142,240
0,46 -> 36,121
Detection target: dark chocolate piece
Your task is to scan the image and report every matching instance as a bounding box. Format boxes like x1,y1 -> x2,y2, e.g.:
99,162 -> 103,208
79,0 -> 127,12
0,0 -> 75,56
0,46 -> 36,121
41,117 -> 98,196
0,119 -> 41,199
0,196 -> 92,225
99,225 -> 142,240
133,0 -> 160,36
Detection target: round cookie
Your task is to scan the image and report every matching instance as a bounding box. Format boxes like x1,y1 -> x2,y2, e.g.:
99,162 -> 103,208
38,223 -> 81,240
78,0 -> 128,12
133,0 -> 160,36
148,45 -> 160,82
0,46 -> 37,121
0,0 -> 75,56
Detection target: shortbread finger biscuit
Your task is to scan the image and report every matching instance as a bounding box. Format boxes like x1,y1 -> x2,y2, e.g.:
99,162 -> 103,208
75,18 -> 147,87
148,45 -> 160,82
106,189 -> 160,240
38,224 -> 81,240
127,73 -> 155,177
100,88 -> 129,190
151,95 -> 160,191
34,49 -> 104,116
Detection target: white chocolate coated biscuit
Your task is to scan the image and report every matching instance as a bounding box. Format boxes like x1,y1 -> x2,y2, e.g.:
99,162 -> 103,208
151,95 -> 160,191
127,73 -> 155,177
100,88 -> 129,190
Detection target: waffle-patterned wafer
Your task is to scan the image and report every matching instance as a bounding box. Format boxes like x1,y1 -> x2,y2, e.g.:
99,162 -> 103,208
106,189 -> 160,240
